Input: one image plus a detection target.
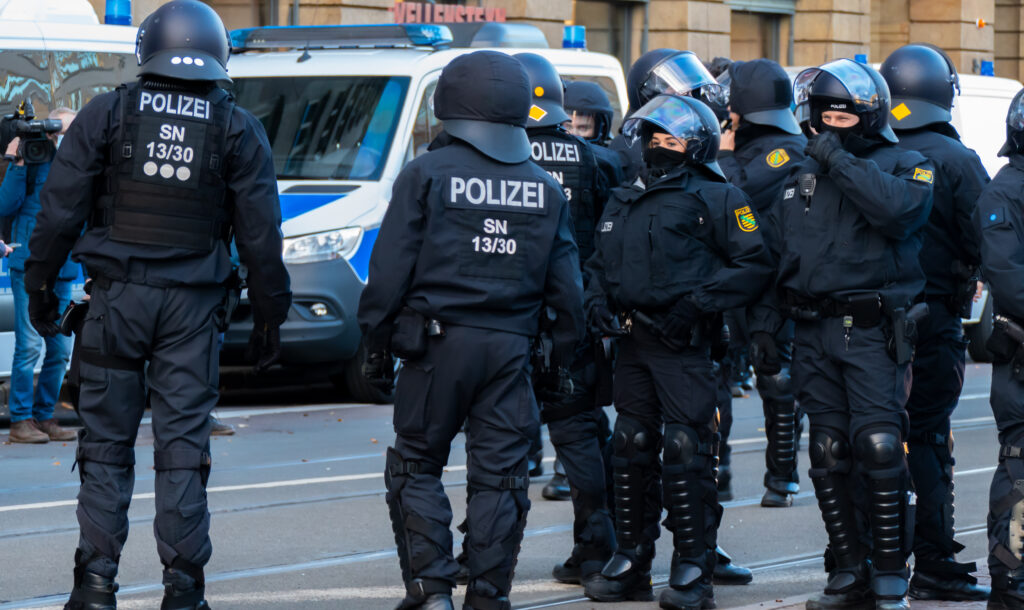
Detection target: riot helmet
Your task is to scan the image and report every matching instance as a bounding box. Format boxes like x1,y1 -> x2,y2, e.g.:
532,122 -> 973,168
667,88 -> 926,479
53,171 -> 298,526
626,49 -> 726,111
880,44 -> 959,130
433,50 -> 532,164
622,94 -> 725,179
515,53 -> 571,128
794,58 -> 897,143
136,0 -> 231,83
564,80 -> 614,143
998,87 -> 1024,157
728,59 -> 801,135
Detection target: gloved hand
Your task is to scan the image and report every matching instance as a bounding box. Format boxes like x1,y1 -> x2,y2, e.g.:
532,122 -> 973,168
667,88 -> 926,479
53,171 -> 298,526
662,298 -> 701,341
749,331 -> 781,376
805,131 -> 848,171
588,303 -> 627,337
535,366 -> 574,405
246,314 -> 282,374
28,285 -> 60,337
361,351 -> 396,391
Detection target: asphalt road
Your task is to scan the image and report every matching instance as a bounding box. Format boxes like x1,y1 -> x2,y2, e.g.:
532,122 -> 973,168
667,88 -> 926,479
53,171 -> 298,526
0,362 -> 1002,609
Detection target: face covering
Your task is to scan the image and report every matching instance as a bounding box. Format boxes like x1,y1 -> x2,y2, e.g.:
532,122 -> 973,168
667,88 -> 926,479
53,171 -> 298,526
643,146 -> 687,170
818,122 -> 860,145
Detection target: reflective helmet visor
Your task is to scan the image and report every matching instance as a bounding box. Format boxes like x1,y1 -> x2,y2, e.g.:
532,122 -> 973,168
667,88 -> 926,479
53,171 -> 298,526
794,59 -> 883,113
640,53 -> 728,108
622,94 -> 718,161
1008,88 -> 1024,132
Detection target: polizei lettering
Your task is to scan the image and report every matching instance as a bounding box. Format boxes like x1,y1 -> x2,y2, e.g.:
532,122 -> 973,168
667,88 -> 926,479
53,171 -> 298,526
530,141 -> 580,163
447,176 -> 546,214
139,91 -> 211,120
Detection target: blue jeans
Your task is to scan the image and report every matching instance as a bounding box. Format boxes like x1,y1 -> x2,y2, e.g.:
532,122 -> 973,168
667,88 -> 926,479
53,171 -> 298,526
9,270 -> 72,422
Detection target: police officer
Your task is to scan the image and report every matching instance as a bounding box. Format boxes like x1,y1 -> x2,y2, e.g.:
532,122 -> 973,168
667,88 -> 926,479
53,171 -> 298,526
752,59 -> 934,610
24,2 -> 292,608
880,43 -> 990,601
583,94 -> 773,609
610,49 -> 727,181
564,80 -> 625,187
514,52 -> 617,585
974,88 -> 1024,610
718,58 -> 807,509
356,50 -> 584,610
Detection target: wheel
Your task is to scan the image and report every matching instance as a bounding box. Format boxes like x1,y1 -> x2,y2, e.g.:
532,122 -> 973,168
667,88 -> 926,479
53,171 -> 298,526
966,293 -> 994,363
333,341 -> 396,404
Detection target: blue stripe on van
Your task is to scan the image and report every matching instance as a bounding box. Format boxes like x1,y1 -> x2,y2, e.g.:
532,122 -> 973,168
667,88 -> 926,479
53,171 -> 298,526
278,193 -> 349,221
348,227 -> 379,283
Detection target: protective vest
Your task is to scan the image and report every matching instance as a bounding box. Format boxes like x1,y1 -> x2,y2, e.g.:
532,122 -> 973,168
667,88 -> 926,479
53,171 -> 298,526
529,130 -> 600,263
92,81 -> 234,251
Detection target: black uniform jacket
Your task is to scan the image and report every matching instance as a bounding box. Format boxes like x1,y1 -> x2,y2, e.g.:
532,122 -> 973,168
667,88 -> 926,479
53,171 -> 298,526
358,139 -> 584,351
585,165 -> 774,314
975,154 -> 1024,322
719,125 -> 807,213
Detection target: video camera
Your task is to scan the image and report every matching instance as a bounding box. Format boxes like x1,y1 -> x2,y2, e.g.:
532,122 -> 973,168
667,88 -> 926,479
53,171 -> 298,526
0,100 -> 62,164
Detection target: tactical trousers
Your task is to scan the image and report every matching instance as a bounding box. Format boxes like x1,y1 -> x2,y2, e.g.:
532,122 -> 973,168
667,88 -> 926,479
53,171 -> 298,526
73,279 -> 224,576
906,302 -> 968,563
758,321 -> 800,494
386,325 -> 536,604
987,363 -> 1024,582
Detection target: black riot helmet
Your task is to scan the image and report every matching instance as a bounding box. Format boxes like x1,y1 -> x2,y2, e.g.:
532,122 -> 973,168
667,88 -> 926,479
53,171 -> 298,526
880,44 -> 959,130
515,53 -> 571,128
794,59 -> 897,143
622,94 -> 725,179
729,59 -> 801,135
564,80 -> 614,143
135,0 -> 231,83
998,87 -> 1024,157
434,50 -> 532,164
626,49 -> 726,111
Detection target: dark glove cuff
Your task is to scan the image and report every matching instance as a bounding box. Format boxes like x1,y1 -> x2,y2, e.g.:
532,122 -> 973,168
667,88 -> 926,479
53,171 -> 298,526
365,325 -> 393,355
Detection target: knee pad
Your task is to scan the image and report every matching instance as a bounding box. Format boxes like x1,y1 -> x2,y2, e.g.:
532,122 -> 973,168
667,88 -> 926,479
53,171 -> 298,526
808,416 -> 851,475
154,447 -> 212,486
663,423 -> 714,470
855,424 -> 905,473
611,416 -> 659,467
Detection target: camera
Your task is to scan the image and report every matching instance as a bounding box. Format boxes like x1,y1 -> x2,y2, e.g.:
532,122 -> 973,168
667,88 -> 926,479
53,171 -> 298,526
0,100 -> 62,164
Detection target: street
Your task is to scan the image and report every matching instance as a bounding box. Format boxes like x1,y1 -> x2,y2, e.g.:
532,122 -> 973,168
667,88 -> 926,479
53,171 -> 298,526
0,362 -> 1000,609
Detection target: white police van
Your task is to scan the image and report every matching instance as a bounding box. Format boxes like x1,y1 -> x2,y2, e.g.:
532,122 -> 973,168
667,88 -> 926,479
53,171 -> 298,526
224,23 -> 628,401
0,0 -> 136,386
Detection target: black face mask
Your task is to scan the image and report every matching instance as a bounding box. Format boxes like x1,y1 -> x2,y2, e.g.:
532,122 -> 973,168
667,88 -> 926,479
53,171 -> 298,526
643,146 -> 687,170
819,122 -> 860,145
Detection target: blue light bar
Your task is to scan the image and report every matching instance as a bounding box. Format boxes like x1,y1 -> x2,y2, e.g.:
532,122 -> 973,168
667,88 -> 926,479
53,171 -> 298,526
563,25 -> 586,49
854,53 -> 867,64
230,24 -> 453,52
981,60 -> 995,76
105,0 -> 131,26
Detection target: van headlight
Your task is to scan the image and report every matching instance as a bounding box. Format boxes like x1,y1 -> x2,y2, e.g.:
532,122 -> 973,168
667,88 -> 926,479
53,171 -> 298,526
282,227 -> 364,264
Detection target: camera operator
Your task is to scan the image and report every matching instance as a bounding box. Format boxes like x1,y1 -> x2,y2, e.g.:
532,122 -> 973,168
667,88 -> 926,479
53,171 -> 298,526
1,107 -> 79,444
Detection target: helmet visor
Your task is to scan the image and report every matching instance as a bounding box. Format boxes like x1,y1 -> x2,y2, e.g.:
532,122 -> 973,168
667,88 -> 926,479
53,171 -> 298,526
622,94 -> 716,159
640,53 -> 728,107
1008,89 -> 1024,131
794,59 -> 883,113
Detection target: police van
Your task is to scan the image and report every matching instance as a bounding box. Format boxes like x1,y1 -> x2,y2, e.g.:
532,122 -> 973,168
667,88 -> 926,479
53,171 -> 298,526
223,23 -> 628,401
0,0 -> 136,388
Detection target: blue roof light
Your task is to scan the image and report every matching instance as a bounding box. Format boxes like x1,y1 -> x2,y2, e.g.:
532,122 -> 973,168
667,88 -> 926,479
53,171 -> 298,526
563,25 -> 586,49
230,24 -> 454,52
105,0 -> 131,26
982,60 -> 995,76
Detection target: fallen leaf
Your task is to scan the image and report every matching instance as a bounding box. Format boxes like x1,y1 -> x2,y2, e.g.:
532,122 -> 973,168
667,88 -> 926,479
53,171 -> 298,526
301,459 -> 309,463
371,438 -> 378,444
53,461 -> 61,466
337,418 -> 343,422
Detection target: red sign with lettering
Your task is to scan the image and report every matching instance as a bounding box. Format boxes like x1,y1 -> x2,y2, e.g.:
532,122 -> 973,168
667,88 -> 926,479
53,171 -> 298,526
390,2 -> 507,24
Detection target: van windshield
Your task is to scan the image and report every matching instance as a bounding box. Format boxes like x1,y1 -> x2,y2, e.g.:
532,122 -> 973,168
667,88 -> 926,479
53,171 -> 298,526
232,75 -> 409,181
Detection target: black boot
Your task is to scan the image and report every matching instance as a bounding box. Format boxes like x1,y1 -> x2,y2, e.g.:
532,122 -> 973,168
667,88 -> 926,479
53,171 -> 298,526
583,544 -> 655,602
552,550 -> 582,584
910,557 -> 990,601
713,547 -> 752,585
992,568 -> 1024,609
160,558 -> 210,610
395,584 -> 454,610
64,571 -> 118,610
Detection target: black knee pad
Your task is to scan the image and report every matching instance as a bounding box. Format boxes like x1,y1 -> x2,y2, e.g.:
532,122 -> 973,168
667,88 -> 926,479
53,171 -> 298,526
611,415 -> 659,466
808,417 -> 851,474
855,424 -> 904,472
154,448 -> 212,486
663,423 -> 713,470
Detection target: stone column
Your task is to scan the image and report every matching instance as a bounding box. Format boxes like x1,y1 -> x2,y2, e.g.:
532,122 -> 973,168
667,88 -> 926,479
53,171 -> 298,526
793,0 -> 869,65
908,0 -> 993,74
647,0 -> 731,60
996,0 -> 1024,80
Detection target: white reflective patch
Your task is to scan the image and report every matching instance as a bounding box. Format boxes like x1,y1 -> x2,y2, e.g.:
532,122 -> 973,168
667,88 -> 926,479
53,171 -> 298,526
195,58 -> 205,67
784,187 -> 796,200
171,56 -> 182,65
600,221 -> 613,233
159,164 -> 174,179
183,57 -> 194,65
143,161 -> 158,176
176,166 -> 191,181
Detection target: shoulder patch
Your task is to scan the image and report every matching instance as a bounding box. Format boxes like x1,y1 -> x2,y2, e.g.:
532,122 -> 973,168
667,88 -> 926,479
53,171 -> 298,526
913,167 -> 934,183
983,207 -> 1005,228
734,205 -> 758,232
766,148 -> 790,168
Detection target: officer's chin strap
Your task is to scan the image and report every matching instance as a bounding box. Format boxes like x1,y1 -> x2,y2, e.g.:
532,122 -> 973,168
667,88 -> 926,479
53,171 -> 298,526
991,444 -> 1024,573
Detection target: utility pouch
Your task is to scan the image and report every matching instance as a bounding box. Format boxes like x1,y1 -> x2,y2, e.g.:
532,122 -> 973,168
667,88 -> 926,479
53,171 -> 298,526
59,301 -> 89,337
848,294 -> 882,328
990,316 -> 1024,380
390,307 -> 428,360
886,302 -> 929,365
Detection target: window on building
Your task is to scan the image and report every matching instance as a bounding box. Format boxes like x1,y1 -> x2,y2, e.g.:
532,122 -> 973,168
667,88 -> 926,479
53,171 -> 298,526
726,0 -> 795,64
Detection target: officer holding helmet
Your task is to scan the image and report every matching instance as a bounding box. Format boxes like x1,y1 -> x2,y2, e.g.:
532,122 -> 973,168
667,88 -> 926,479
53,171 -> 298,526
583,94 -> 772,609
880,43 -> 990,602
752,59 -> 934,610
514,52 -> 616,586
718,58 -> 807,509
357,50 -> 584,610
610,49 -> 727,180
974,87 -> 1024,610
24,1 -> 292,608
564,80 -> 625,187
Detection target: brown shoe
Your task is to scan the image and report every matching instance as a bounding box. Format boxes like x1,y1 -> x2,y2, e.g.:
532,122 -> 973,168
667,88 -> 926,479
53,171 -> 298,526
9,419 -> 49,444
34,418 -> 77,441
209,415 -> 235,436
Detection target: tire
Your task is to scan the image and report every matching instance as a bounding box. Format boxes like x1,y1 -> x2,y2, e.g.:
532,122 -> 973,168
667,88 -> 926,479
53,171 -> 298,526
966,294 -> 994,363
333,341 -> 396,404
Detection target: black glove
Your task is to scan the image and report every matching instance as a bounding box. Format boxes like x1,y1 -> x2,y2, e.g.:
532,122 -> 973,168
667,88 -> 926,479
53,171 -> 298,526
535,366 -> 574,404
805,131 -> 848,171
589,303 -> 627,337
246,315 -> 282,374
662,298 -> 701,341
28,285 -> 60,337
361,351 -> 396,391
749,331 -> 781,376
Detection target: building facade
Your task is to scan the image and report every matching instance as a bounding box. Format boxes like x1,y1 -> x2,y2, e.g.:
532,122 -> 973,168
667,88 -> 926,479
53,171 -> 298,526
90,0 -> 1024,81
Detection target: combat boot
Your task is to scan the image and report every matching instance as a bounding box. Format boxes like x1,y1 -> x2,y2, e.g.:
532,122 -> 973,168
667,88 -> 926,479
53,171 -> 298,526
582,543 -> 655,602
396,592 -> 454,610
552,551 -> 582,584
712,547 -> 752,585
910,557 -> 989,601
990,567 -> 1024,609
64,571 -> 118,610
659,549 -> 715,610
542,459 -> 570,501
160,559 -> 210,610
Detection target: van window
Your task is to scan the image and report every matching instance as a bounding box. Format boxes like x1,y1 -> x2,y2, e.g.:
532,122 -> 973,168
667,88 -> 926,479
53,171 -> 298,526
953,93 -> 1014,177
233,76 -> 410,181
407,80 -> 440,162
0,50 -> 136,117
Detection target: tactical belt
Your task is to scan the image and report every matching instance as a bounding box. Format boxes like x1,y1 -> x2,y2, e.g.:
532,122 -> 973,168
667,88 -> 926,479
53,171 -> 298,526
781,291 -> 882,328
